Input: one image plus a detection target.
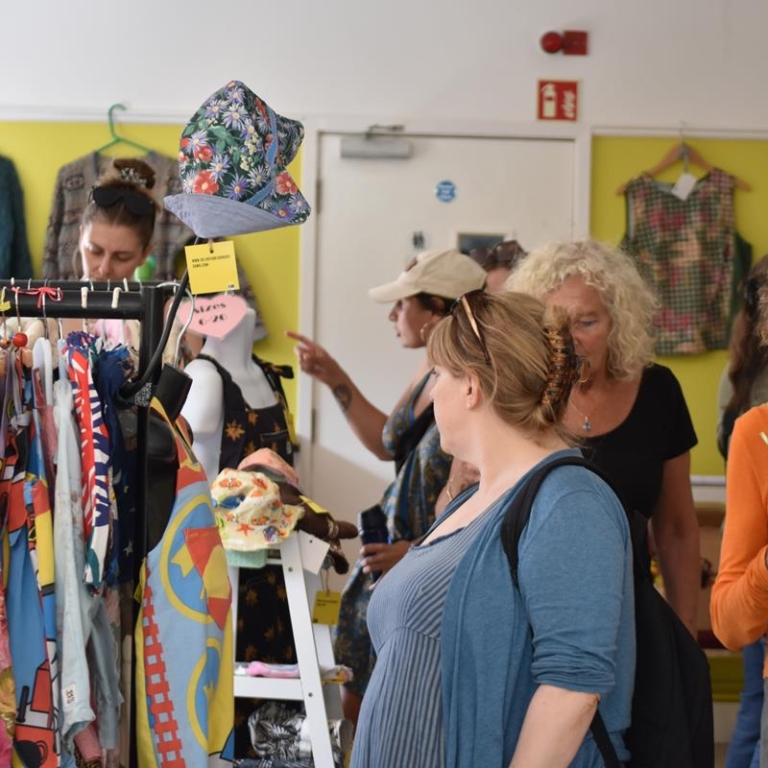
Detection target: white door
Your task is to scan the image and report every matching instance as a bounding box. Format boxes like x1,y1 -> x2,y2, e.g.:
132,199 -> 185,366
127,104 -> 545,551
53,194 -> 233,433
302,131 -> 579,585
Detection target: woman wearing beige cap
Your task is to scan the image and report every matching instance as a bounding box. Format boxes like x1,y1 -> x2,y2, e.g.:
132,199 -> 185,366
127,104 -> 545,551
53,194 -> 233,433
288,248 -> 486,724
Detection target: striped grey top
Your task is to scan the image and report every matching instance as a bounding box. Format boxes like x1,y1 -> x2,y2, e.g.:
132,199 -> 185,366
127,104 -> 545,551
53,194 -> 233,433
351,513 -> 489,768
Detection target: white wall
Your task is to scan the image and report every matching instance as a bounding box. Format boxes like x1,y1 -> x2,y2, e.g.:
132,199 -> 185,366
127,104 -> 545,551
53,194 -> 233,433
4,0 -> 768,129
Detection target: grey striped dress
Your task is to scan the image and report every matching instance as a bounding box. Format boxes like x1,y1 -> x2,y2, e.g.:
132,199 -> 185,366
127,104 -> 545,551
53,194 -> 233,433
350,513 -> 488,768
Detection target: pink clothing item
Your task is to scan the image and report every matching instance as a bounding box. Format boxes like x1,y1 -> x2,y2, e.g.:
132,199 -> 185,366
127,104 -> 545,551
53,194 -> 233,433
245,661 -> 300,679
73,721 -> 102,763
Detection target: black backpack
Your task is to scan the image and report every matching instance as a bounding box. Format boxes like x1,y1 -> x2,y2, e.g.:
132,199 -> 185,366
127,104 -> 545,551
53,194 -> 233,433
500,455 -> 714,768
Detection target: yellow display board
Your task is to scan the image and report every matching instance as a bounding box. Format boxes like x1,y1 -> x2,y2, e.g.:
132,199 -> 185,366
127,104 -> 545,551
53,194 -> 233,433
0,119 -> 302,405
592,135 -> 768,476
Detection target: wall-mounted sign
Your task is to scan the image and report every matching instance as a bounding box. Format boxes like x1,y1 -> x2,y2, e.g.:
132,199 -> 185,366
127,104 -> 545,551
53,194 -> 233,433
435,180 -> 457,203
537,80 -> 579,121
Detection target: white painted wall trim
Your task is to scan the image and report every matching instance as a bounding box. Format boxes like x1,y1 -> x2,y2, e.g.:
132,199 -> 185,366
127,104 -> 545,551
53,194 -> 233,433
592,125 -> 768,140
0,105 -> 190,124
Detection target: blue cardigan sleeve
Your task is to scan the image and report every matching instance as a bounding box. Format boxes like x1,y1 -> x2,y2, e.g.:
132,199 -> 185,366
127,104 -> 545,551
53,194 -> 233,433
518,473 -> 632,695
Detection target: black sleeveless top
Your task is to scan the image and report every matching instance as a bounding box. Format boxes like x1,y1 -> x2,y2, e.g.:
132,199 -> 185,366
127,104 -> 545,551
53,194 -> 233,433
195,353 -> 295,469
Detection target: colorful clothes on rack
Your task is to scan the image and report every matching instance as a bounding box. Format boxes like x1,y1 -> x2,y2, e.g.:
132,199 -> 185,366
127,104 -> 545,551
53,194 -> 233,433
0,157 -> 33,280
0,380 -> 13,766
621,169 -> 751,356
53,374 -> 95,748
93,346 -> 136,586
42,151 -> 268,340
65,332 -> 113,591
134,399 -> 234,767
2,351 -> 59,767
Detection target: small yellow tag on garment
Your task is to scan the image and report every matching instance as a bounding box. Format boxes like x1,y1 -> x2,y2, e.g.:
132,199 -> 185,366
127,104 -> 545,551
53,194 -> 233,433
0,288 -> 9,312
300,495 -> 329,515
312,591 -> 342,625
185,240 -> 240,295
285,410 -> 297,446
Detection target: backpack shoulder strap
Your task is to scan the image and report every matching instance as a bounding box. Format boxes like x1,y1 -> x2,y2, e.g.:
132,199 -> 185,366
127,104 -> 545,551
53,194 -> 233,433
501,455 -> 615,587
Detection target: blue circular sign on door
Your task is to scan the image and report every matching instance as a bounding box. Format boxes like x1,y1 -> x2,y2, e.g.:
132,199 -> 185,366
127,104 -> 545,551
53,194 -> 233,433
435,180 -> 457,203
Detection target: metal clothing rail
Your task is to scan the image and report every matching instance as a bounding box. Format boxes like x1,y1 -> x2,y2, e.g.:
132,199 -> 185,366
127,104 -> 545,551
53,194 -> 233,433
0,279 -> 180,768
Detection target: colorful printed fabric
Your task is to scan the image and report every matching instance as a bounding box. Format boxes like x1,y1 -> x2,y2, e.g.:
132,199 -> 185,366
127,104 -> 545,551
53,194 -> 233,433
621,169 -> 751,356
24,360 -> 60,753
333,372 -> 451,695
0,390 -> 13,765
134,399 -> 234,767
53,375 -> 97,749
93,346 -> 135,587
2,351 -> 59,767
65,332 -> 113,591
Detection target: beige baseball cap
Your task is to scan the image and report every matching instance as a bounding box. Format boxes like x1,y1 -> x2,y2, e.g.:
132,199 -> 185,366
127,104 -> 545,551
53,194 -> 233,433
368,249 -> 487,303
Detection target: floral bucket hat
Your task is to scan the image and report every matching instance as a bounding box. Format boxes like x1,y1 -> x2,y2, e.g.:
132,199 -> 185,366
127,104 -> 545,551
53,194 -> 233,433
164,80 -> 310,238
210,468 -> 305,568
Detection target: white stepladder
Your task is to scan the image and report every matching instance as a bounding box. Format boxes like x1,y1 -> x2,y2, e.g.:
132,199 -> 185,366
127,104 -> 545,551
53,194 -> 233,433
230,531 -> 342,768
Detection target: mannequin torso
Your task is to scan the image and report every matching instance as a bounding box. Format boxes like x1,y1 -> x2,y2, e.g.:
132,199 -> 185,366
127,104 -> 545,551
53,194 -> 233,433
182,308 -> 278,482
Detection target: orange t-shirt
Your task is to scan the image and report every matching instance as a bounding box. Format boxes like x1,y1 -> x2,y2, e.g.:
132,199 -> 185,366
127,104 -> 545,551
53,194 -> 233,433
711,403 -> 768,676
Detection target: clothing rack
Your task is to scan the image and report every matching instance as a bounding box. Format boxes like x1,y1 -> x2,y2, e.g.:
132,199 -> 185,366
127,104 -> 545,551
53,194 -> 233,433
0,279 -> 180,768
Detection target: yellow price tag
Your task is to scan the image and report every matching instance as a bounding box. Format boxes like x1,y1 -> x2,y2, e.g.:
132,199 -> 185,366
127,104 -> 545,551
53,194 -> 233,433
285,410 -> 297,446
312,591 -> 342,625
0,288 -> 9,313
185,240 -> 240,296
300,494 -> 329,515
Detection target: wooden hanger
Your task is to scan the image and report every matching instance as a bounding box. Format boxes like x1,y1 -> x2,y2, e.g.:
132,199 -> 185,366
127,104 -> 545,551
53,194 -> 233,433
94,103 -> 153,155
615,141 -> 751,194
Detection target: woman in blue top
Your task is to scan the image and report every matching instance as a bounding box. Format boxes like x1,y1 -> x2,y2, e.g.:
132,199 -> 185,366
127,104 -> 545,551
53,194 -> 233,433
352,290 -> 635,767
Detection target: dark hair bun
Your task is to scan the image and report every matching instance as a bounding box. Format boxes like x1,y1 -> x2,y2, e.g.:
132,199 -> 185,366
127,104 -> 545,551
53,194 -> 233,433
110,158 -> 156,190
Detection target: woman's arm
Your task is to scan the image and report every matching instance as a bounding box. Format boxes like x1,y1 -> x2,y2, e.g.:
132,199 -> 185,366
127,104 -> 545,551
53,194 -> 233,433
650,451 -> 701,637
518,481 -> 630,766
711,409 -> 768,649
287,330 -> 390,459
510,685 -> 599,768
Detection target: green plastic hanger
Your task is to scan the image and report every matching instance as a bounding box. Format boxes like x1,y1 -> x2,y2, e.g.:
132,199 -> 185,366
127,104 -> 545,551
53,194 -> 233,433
95,103 -> 153,155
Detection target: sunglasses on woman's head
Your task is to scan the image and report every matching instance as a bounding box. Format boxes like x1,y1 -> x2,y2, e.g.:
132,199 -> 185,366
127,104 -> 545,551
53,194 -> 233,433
449,289 -> 492,366
90,185 -> 154,216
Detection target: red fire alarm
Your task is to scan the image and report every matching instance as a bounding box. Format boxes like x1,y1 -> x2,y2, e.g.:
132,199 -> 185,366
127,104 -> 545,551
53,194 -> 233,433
540,30 -> 589,55
540,31 -> 563,54
562,30 -> 588,55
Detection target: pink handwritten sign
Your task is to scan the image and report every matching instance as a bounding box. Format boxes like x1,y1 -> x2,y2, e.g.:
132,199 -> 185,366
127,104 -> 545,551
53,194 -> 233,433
177,294 -> 249,339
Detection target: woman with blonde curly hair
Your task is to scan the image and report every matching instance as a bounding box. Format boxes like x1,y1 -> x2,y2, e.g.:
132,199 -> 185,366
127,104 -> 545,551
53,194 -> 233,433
506,239 -> 701,636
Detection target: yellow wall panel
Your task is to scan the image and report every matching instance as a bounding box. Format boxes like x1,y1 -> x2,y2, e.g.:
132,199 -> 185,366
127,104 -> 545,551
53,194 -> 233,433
592,136 -> 768,476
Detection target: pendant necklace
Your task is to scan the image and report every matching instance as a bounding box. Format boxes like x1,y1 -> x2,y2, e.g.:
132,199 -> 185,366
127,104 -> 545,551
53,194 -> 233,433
569,398 -> 596,432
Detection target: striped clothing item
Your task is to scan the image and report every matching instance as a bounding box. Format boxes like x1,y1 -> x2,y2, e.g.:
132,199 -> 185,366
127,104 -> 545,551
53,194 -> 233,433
65,333 -> 113,591
351,511 -> 488,768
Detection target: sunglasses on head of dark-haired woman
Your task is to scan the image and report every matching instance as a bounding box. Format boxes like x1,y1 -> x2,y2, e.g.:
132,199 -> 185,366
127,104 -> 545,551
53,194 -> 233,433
90,185 -> 154,216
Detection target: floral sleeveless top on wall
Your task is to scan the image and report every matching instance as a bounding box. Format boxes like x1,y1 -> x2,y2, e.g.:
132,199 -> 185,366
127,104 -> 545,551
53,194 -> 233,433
621,169 -> 751,356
